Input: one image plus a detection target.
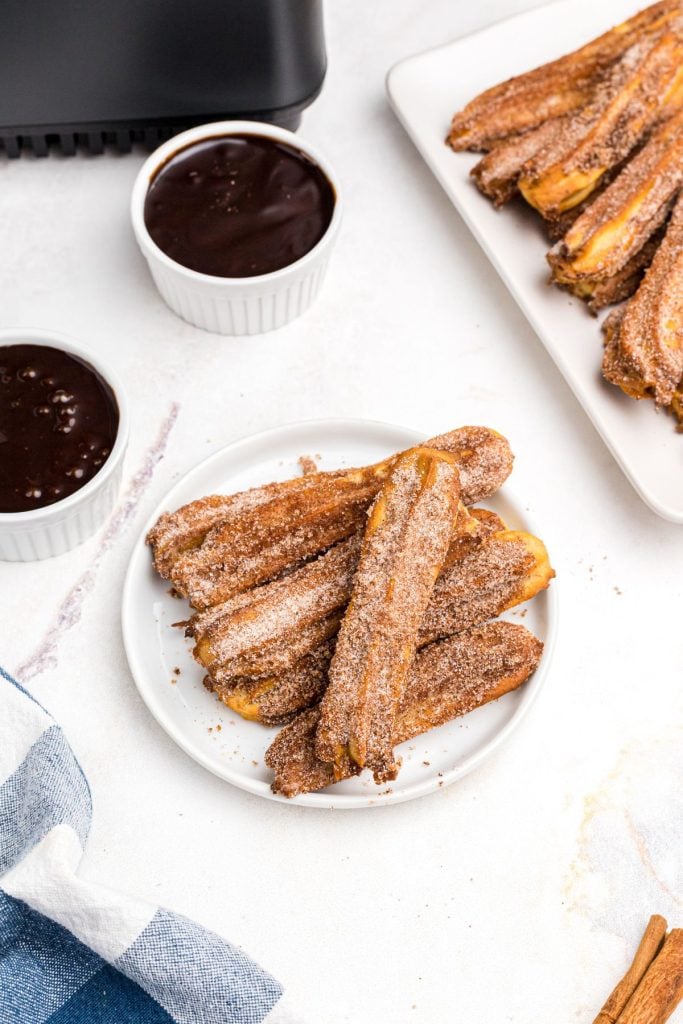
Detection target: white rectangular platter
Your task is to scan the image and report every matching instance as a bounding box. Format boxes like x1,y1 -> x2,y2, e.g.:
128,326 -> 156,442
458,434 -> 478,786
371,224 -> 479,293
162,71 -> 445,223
387,0 -> 683,523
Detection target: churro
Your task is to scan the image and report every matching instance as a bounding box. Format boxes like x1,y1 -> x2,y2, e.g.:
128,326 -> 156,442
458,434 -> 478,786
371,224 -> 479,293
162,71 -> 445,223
602,191 -> 683,407
519,31 -> 683,218
548,106 -> 683,291
315,447 -> 461,783
150,426 -> 513,609
213,639 -> 337,727
470,115 -> 572,206
448,1 -> 679,152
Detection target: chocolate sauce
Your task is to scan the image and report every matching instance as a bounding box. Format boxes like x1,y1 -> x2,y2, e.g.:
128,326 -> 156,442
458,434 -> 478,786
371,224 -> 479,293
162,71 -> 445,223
0,345 -> 119,514
144,134 -> 336,278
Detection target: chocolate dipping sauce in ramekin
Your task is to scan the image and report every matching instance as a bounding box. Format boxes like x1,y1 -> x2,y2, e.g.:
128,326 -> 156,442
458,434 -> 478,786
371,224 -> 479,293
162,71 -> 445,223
0,329 -> 128,561
131,121 -> 342,336
0,344 -> 119,514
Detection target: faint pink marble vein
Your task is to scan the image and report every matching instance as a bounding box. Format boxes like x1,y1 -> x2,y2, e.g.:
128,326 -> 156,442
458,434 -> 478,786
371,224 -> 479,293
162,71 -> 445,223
625,808 -> 683,908
15,403 -> 180,682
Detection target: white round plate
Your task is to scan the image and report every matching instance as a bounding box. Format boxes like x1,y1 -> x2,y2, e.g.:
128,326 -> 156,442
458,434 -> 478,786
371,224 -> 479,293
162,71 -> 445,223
122,418 -> 557,808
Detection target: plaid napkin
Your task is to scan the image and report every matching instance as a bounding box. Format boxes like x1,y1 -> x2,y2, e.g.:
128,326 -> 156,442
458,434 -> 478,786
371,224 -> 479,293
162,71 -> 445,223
0,668 -> 300,1024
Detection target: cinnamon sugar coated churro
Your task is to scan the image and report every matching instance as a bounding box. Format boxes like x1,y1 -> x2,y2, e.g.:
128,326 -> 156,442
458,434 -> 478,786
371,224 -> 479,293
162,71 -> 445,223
147,425 -> 553,796
448,1 -> 680,151
450,1 -> 683,430
211,639 -> 337,727
189,533 -> 362,680
602,190 -> 683,417
315,447 -> 461,783
149,427 -> 512,610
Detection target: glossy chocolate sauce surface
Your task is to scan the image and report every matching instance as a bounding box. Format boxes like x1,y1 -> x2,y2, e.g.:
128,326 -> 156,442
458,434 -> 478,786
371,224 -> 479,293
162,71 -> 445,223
0,345 -> 119,513
144,134 -> 336,278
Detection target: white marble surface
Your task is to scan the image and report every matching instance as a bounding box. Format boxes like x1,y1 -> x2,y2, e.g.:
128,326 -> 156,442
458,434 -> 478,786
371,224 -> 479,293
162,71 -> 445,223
1,1 -> 682,1021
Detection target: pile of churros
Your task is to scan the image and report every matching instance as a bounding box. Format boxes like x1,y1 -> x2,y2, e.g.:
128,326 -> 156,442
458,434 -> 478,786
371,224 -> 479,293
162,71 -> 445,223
449,0 -> 683,428
147,427 -> 554,797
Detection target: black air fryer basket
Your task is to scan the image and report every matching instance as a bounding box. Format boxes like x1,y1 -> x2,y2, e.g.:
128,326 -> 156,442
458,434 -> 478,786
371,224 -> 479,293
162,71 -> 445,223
0,0 -> 326,156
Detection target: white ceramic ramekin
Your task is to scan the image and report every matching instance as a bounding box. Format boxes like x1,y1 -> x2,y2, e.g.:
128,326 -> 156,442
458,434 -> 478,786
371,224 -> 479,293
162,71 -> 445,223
0,328 -> 129,561
131,120 -> 342,336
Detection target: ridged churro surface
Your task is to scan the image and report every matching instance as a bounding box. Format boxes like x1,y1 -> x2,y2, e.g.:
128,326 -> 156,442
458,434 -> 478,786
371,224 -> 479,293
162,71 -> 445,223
519,31 -> 683,218
315,448 -> 461,783
548,107 -> 683,288
602,192 -> 683,406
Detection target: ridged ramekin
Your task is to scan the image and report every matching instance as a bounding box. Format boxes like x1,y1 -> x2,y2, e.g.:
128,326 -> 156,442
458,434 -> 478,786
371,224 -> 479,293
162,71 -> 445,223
0,328 -> 129,561
131,120 -> 342,336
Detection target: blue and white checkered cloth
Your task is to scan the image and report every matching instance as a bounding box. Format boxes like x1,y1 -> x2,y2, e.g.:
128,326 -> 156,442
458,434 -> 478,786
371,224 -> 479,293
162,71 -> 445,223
0,668 -> 301,1024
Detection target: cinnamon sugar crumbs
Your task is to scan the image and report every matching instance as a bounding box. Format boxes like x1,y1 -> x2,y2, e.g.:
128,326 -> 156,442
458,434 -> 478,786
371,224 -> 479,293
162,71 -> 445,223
298,454 -> 318,476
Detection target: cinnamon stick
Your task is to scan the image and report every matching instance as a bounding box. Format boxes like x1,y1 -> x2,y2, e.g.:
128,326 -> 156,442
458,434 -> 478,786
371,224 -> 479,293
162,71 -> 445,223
593,916 -> 668,1024
618,929 -> 683,1024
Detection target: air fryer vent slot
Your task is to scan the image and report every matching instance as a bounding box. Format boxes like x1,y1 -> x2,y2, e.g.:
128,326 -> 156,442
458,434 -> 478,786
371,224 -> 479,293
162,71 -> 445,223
0,106 -> 304,159
0,125 -> 188,159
